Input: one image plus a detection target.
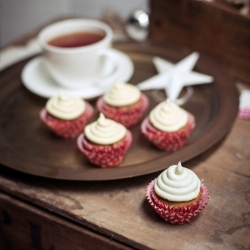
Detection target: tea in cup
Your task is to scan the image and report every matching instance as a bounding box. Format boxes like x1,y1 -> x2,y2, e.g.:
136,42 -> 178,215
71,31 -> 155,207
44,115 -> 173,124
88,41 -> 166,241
38,19 -> 116,89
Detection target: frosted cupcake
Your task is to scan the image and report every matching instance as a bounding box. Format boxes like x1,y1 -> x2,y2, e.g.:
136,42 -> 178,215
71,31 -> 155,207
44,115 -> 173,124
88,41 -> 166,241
40,91 -> 93,138
141,99 -> 195,151
77,113 -> 132,168
146,162 -> 209,224
96,81 -> 149,127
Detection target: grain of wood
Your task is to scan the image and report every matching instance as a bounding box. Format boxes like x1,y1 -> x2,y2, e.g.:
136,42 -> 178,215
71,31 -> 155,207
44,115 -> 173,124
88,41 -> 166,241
0,119 -> 250,249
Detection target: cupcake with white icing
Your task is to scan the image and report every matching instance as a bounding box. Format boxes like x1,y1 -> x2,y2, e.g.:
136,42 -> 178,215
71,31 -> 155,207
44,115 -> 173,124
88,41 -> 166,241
40,91 -> 93,138
146,162 -> 209,224
141,99 -> 195,151
96,81 -> 149,127
77,113 -> 132,168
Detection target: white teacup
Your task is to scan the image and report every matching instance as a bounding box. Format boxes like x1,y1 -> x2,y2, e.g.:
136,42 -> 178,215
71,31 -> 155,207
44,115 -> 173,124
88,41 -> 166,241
38,19 -> 115,89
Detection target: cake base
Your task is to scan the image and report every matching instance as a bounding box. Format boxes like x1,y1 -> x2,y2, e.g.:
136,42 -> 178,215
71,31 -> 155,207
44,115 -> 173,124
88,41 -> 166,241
146,179 -> 209,224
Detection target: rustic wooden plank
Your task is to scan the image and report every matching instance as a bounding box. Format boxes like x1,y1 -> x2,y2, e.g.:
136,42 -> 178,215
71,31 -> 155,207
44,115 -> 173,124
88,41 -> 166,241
0,192 -> 132,250
0,119 -> 250,250
149,0 -> 250,84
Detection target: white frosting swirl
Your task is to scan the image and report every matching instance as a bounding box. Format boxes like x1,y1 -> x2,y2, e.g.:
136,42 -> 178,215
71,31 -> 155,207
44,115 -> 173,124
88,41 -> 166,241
149,99 -> 188,132
46,91 -> 85,120
154,162 -> 201,202
84,113 -> 126,145
103,81 -> 141,107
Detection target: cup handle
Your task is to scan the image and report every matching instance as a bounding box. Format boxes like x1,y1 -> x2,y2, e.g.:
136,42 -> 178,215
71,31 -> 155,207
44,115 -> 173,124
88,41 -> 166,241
97,48 -> 118,90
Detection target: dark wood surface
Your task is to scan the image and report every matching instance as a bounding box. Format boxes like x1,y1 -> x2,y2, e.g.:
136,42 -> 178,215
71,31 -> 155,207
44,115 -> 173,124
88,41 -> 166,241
0,42 -> 250,249
149,0 -> 250,84
0,193 -> 130,250
0,117 -> 250,249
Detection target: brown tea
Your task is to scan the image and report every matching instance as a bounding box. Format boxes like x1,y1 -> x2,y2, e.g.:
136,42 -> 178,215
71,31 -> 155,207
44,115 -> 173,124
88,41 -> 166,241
48,31 -> 105,48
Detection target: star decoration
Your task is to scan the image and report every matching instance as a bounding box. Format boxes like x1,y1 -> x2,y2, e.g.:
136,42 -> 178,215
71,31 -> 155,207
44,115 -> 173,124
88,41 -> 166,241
138,52 -> 214,102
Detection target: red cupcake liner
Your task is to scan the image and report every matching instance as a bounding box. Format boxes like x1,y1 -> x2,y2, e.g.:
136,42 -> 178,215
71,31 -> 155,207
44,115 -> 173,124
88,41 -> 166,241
96,94 -> 149,127
40,101 -> 93,138
77,130 -> 132,168
146,179 -> 209,224
141,113 -> 195,151
151,182 -> 202,212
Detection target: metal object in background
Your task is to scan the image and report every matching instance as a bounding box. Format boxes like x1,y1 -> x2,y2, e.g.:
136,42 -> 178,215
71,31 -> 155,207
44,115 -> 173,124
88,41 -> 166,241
126,9 -> 149,42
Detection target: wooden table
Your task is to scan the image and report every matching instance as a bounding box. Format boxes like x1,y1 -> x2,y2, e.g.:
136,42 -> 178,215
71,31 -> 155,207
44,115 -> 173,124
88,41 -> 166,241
0,41 -> 250,250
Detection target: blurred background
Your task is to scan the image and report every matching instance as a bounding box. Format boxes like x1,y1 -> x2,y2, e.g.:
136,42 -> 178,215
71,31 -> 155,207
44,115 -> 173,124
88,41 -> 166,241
1,0 -> 249,83
0,0 -> 149,48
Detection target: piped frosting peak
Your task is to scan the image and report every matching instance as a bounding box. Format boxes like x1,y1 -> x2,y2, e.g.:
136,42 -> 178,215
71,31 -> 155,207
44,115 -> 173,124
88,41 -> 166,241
46,91 -> 85,120
149,99 -> 188,132
154,162 -> 201,202
84,113 -> 126,145
103,81 -> 141,107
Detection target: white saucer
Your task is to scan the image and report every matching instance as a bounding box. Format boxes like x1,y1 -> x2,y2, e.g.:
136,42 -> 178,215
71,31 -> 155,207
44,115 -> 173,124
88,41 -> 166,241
21,48 -> 134,99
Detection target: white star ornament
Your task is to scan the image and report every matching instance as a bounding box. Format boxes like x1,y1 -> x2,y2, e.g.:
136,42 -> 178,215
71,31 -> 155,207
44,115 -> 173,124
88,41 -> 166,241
138,52 -> 214,102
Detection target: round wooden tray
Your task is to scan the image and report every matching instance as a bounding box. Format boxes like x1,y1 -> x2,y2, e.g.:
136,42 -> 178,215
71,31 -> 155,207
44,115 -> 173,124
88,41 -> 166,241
0,43 -> 239,181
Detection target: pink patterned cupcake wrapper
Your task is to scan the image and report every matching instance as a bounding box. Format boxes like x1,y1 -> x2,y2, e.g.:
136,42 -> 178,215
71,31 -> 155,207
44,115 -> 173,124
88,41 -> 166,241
150,185 -> 201,212
146,179 -> 209,224
141,113 -> 195,151
40,101 -> 93,138
77,130 -> 132,168
96,94 -> 149,127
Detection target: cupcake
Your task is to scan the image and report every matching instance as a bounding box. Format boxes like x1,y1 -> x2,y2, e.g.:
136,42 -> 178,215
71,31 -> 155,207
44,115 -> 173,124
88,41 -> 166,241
141,99 -> 195,151
146,162 -> 209,224
96,81 -> 149,127
40,91 -> 93,138
77,113 -> 132,168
